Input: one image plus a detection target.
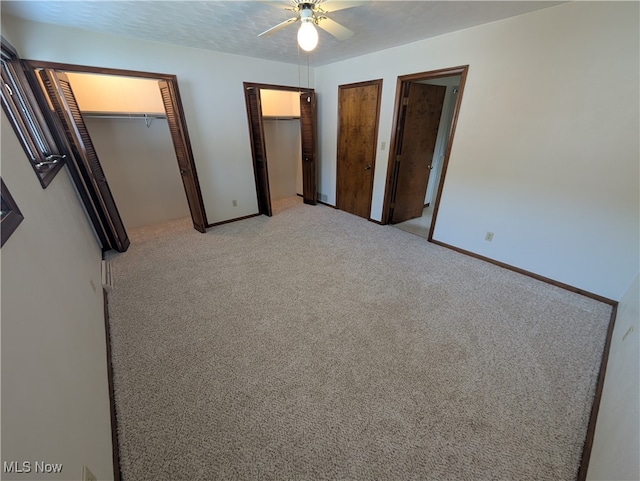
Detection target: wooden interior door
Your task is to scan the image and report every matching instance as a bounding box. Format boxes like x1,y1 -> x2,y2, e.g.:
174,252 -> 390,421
336,79 -> 382,219
39,69 -> 130,252
390,82 -> 446,224
299,89 -> 317,205
158,80 -> 207,232
244,85 -> 272,216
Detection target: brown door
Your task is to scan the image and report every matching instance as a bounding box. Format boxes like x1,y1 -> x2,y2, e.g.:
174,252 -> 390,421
390,83 -> 446,224
158,80 -> 207,232
39,69 -> 130,252
244,85 -> 272,216
299,89 -> 317,205
336,79 -> 382,219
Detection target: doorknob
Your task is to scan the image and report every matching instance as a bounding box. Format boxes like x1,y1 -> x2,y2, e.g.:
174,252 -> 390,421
365,165 -> 372,170
427,164 -> 433,170
180,168 -> 188,175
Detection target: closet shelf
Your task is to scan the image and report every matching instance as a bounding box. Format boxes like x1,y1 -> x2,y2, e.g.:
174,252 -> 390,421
262,115 -> 300,120
81,112 -> 166,119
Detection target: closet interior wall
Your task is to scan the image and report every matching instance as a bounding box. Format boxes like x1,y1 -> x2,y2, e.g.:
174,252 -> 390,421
261,89 -> 303,201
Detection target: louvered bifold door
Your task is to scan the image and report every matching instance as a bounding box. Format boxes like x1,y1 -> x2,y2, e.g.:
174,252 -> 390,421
299,90 -> 317,205
245,86 -> 272,217
38,69 -> 130,252
157,80 -> 207,232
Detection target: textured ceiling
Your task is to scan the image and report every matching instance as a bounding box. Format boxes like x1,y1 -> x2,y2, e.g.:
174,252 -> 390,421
2,1 -> 564,66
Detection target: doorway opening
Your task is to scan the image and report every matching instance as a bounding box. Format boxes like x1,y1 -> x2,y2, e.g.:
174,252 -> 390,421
243,82 -> 317,217
382,66 -> 468,240
27,61 -> 207,252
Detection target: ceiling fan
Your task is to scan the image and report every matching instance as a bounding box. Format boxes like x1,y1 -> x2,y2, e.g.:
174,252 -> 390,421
259,1 -> 365,52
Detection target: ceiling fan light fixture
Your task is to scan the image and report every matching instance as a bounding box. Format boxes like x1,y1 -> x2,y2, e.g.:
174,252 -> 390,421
297,21 -> 318,52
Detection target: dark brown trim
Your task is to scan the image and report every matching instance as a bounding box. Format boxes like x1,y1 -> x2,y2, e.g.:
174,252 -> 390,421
103,289 -> 122,481
576,304 -> 618,481
318,200 -> 337,209
26,60 -> 174,81
382,65 -> 469,226
0,35 -> 17,57
429,235 -> 619,481
427,70 -> 468,241
240,82 -> 305,92
296,193 -> 336,209
429,239 -> 617,305
207,212 -> 261,227
0,178 -> 25,247
2,40 -> 66,188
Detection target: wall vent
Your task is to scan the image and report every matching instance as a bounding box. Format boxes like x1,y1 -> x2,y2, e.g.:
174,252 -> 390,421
101,260 -> 113,290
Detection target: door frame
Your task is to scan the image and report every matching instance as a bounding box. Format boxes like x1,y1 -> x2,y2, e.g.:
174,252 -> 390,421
243,81 -> 316,215
336,79 -> 383,219
381,65 -> 468,240
25,59 -> 208,233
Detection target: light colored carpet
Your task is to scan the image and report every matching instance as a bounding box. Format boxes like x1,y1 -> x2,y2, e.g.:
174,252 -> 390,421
105,196 -> 611,481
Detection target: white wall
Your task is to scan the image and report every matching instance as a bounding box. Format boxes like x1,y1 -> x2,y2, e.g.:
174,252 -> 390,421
1,112 -> 114,480
1,15 -> 312,225
263,119 -> 302,200
314,1 -> 639,301
84,117 -> 190,229
587,273 -> 640,481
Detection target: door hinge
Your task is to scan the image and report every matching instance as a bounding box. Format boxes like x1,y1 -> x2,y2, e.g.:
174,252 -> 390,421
395,155 -> 401,162
390,202 -> 396,208
402,97 -> 409,106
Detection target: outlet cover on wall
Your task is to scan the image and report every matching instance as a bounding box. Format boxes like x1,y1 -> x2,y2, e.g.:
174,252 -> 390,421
485,231 -> 494,242
82,465 -> 97,481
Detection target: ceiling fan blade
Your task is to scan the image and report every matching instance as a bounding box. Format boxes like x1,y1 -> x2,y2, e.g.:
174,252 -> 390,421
317,17 -> 354,40
258,16 -> 299,37
317,1 -> 369,13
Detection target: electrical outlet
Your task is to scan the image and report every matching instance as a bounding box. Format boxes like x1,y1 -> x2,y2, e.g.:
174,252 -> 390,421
82,465 -> 97,481
381,141 -> 386,150
232,200 -> 237,207
485,231 -> 494,242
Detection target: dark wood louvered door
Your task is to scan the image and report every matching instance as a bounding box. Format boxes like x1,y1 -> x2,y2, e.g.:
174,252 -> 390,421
299,89 -> 317,205
158,80 -> 207,232
336,79 -> 382,219
390,83 -> 446,224
38,69 -> 130,252
244,85 -> 272,216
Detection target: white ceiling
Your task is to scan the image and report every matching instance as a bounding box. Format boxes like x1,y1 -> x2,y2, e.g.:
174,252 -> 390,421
2,1 -> 565,67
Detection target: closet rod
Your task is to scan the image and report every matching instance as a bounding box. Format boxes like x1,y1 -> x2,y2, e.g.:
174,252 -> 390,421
81,112 -> 166,128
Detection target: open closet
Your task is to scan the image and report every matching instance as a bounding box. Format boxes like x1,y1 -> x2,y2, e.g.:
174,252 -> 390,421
244,82 -> 317,217
66,72 -> 190,230
261,89 -> 303,201
29,61 -> 207,252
